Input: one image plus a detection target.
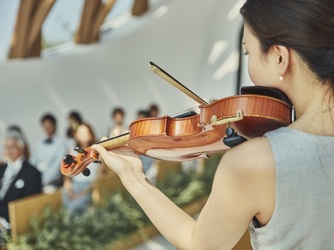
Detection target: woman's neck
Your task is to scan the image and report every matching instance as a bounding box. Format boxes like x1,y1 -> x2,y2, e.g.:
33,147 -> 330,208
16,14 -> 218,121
288,82 -> 334,135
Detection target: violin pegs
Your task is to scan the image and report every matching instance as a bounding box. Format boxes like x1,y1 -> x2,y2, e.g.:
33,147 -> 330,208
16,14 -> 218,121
63,154 -> 76,165
93,160 -> 102,164
82,168 -> 91,177
74,146 -> 87,154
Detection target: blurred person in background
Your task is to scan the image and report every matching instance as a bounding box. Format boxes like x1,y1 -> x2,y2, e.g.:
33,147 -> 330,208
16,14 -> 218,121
6,125 -> 30,160
108,107 -> 127,137
66,110 -> 83,140
62,123 -> 104,214
136,109 -> 149,120
31,113 -> 68,193
0,125 -> 30,164
65,110 -> 83,150
0,130 -> 41,231
148,103 -> 159,118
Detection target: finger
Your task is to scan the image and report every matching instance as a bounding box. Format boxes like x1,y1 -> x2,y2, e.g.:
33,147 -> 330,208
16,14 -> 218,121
91,144 -> 110,160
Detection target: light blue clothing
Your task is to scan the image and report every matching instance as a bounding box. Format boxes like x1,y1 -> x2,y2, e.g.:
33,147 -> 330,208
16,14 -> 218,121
62,181 -> 92,214
249,127 -> 334,249
62,153 -> 100,214
140,155 -> 154,173
30,135 -> 68,187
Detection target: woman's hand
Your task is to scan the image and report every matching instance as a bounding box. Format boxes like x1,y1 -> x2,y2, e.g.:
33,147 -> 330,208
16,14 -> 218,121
91,138 -> 143,178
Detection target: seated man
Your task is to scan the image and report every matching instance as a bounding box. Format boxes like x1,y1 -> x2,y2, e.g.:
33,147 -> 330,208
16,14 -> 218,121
0,131 -> 42,230
31,113 -> 68,193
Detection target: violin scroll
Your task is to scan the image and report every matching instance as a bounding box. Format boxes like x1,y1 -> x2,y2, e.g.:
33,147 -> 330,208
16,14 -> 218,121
60,147 -> 101,177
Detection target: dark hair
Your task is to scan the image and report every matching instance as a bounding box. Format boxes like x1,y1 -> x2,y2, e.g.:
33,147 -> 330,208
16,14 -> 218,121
112,107 -> 125,118
240,0 -> 334,85
66,111 -> 83,138
7,125 -> 23,135
149,104 -> 159,117
40,113 -> 57,126
149,104 -> 159,112
137,109 -> 149,118
68,111 -> 83,124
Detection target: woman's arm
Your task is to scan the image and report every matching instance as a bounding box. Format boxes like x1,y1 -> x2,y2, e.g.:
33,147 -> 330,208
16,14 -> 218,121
91,137 -> 275,249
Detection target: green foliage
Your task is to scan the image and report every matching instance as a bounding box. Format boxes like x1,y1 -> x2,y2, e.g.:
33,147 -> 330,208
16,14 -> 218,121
7,194 -> 150,250
6,157 -> 220,249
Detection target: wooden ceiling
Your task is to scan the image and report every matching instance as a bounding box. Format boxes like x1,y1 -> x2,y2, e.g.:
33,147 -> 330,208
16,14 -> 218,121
9,0 -> 149,59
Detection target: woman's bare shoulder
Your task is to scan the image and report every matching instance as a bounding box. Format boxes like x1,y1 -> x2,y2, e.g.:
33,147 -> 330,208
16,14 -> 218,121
215,137 -> 276,224
220,136 -> 275,173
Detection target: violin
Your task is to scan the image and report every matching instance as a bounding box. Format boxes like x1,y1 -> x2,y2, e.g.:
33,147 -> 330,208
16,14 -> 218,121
60,63 -> 294,177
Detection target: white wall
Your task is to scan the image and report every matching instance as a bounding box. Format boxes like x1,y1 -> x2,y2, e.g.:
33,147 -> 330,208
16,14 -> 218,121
0,0 -> 251,153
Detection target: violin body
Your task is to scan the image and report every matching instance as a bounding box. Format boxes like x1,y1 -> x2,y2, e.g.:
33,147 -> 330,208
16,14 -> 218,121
60,86 -> 293,176
128,92 -> 292,161
128,115 -> 226,161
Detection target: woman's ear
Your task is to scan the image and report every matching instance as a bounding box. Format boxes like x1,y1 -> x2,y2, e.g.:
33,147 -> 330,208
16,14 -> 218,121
275,45 -> 290,74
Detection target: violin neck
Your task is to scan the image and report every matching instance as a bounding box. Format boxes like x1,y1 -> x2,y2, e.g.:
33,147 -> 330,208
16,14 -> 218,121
95,132 -> 130,149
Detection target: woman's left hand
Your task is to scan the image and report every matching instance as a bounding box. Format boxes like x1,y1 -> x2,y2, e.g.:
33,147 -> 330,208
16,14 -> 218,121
91,138 -> 143,179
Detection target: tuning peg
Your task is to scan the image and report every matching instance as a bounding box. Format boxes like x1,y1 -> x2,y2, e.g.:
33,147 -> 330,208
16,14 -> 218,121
74,146 -> 86,154
63,154 -> 75,165
82,168 -> 91,177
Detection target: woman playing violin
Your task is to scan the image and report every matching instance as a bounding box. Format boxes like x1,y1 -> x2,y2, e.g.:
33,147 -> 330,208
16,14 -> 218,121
92,0 -> 334,249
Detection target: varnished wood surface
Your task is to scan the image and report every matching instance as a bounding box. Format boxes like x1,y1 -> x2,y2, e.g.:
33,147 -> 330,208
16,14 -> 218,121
126,94 -> 292,160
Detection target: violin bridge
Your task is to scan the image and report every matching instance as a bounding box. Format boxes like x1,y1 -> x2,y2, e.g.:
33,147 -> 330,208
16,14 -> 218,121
211,110 -> 244,125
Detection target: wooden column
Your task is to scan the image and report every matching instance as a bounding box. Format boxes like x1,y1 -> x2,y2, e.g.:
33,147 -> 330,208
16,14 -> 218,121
9,0 -> 55,59
75,0 -> 116,44
132,0 -> 149,16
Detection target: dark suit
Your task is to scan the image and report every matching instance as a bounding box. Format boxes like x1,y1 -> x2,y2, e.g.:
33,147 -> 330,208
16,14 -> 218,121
0,160 -> 42,222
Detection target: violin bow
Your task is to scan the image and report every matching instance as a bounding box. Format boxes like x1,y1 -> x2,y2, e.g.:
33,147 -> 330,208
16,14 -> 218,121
149,61 -> 208,105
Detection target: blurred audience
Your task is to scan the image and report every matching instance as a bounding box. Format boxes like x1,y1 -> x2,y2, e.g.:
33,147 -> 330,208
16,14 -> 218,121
0,103 -> 163,222
137,109 -> 149,119
30,113 -> 68,193
108,107 -> 127,137
148,103 -> 159,117
66,111 -> 83,140
0,129 -> 41,230
62,123 -> 103,214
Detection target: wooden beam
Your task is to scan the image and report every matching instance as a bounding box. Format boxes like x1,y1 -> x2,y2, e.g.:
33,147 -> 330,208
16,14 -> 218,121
9,0 -> 38,58
9,0 -> 55,59
91,0 -> 117,42
28,0 -> 55,53
75,0 -> 116,44
132,0 -> 149,16
75,0 -> 100,44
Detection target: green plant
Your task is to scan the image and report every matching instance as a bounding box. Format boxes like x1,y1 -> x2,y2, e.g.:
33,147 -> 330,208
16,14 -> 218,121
6,156 -> 220,249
